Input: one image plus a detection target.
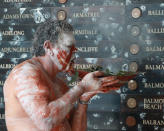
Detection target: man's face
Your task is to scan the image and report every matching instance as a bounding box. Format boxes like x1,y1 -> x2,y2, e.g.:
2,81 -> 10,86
50,32 -> 77,71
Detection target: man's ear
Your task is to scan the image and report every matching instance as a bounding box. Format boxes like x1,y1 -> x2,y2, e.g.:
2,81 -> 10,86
43,40 -> 54,56
43,40 -> 53,50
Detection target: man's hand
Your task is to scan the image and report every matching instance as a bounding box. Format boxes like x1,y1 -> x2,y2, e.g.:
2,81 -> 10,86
80,71 -> 120,93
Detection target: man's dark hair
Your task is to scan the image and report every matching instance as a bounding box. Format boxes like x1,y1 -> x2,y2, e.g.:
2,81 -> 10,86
32,20 -> 73,56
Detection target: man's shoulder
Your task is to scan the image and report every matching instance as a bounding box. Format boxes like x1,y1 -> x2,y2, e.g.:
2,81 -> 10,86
10,59 -> 41,81
4,59 -> 46,96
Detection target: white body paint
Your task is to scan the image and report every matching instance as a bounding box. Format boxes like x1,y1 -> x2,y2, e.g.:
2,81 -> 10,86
11,61 -> 53,131
4,57 -> 84,131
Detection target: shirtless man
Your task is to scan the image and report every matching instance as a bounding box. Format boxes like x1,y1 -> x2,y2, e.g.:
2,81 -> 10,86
3,20 -> 120,131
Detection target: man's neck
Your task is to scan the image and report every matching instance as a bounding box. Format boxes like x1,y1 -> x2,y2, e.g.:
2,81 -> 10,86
35,56 -> 59,80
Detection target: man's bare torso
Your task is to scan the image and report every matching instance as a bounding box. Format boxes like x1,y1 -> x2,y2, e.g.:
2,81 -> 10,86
4,58 -> 72,131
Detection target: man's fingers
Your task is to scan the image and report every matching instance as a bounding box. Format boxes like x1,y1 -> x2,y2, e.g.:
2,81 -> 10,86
100,76 -> 117,83
101,79 -> 120,87
100,87 -> 120,93
93,71 -> 104,77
